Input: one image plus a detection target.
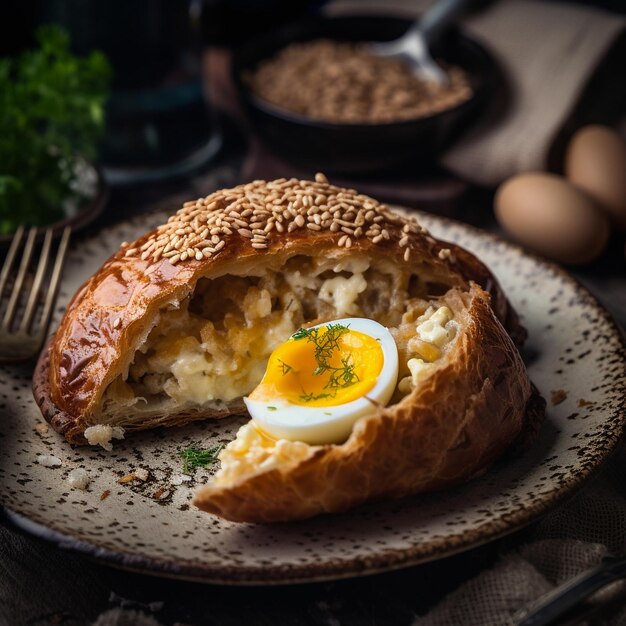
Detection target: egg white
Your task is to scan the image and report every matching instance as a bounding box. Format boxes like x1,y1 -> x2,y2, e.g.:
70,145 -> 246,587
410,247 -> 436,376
244,318 -> 399,445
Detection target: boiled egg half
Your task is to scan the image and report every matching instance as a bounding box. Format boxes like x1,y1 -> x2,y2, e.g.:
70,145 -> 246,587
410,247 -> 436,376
244,318 -> 398,445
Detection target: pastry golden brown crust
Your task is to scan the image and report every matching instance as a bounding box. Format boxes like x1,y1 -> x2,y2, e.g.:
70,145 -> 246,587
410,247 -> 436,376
33,173 -> 536,494
33,175 -> 543,523
193,285 -> 537,523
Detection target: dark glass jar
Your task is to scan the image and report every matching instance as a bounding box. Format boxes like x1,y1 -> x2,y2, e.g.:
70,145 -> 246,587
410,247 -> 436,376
41,0 -> 221,185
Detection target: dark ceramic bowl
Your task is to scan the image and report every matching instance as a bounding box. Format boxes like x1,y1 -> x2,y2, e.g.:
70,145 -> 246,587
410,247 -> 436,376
233,15 -> 498,174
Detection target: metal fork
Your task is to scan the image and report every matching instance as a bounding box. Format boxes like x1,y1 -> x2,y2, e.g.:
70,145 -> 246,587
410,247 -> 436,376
0,226 -> 71,362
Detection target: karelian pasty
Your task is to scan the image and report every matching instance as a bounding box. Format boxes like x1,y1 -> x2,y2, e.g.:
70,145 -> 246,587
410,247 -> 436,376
33,175 -> 543,521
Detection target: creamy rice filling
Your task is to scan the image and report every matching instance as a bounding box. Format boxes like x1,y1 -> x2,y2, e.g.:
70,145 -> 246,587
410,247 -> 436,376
98,254 -> 460,425
214,300 -> 460,485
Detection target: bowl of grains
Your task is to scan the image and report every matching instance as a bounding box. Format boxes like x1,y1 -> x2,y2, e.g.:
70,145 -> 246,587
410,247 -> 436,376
233,15 -> 497,173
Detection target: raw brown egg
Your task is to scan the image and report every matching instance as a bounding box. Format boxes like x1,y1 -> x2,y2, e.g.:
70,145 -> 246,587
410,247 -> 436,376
565,125 -> 626,230
495,172 -> 610,264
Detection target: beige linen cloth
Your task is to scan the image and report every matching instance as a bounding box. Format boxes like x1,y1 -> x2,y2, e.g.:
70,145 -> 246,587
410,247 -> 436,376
412,446 -> 626,625
328,0 -> 626,186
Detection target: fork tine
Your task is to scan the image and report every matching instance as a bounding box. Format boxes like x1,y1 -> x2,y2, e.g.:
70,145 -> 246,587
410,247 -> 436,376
19,228 -> 53,334
2,227 -> 37,331
36,226 -> 70,338
0,226 -> 25,302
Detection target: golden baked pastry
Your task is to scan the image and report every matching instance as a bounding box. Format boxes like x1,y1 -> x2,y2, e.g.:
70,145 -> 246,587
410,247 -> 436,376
33,175 -> 543,521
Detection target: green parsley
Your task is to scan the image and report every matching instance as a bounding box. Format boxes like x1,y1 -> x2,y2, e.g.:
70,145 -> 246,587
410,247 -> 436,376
267,406 -> 277,411
0,25 -> 111,234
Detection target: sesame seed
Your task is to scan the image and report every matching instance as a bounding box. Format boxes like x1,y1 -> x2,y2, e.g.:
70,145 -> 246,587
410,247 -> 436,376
113,317 -> 121,328
404,248 -> 411,262
122,176 -> 432,266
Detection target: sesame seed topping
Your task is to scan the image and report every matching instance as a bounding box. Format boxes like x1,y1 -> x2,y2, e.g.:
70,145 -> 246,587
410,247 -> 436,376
438,248 -> 456,262
123,176 -> 431,265
113,317 -> 121,329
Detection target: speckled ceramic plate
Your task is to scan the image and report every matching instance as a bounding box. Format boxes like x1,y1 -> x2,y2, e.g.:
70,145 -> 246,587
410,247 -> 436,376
1,209 -> 624,584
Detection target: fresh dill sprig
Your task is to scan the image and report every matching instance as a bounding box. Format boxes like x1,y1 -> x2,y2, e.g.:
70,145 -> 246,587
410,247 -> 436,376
326,354 -> 359,389
300,391 -> 332,402
292,327 -> 311,341
277,359 -> 293,375
180,445 -> 224,474
292,323 -> 360,402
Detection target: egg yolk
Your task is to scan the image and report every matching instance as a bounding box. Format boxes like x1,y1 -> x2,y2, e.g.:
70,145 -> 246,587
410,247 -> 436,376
248,325 -> 384,407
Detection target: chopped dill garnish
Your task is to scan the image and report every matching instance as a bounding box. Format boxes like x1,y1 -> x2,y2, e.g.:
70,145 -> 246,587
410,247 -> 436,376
326,354 -> 359,389
300,391 -> 332,402
293,323 -> 360,402
267,406 -> 277,411
292,327 -> 311,341
277,358 -> 293,375
180,445 -> 224,474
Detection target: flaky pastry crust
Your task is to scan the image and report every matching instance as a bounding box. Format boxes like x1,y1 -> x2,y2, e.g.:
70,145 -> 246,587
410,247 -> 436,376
32,176 -> 542,523
193,285 -> 538,522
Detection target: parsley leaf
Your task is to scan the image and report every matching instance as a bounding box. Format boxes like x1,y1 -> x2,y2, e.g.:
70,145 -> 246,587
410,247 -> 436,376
0,25 -> 111,235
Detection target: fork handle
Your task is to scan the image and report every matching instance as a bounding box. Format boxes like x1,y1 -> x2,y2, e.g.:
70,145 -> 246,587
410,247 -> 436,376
408,0 -> 477,46
514,555 -> 626,626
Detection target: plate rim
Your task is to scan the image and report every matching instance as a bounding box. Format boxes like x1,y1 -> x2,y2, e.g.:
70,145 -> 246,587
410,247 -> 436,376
1,208 -> 625,585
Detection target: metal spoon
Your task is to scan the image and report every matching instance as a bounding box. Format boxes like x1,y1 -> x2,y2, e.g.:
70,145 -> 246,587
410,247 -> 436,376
370,0 -> 475,86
